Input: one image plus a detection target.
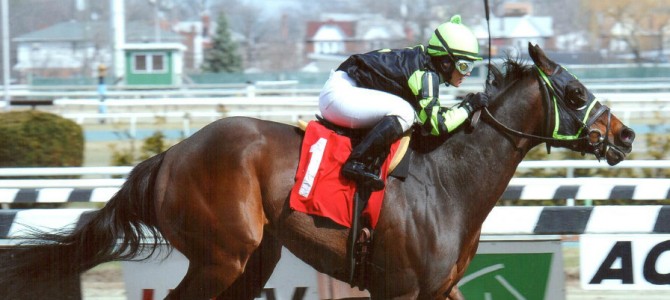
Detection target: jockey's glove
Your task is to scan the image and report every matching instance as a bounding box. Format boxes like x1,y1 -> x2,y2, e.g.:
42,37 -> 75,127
460,92 -> 489,116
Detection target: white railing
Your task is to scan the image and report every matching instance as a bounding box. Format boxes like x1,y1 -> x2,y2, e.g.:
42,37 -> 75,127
34,90 -> 670,130
1,176 -> 667,190
51,104 -> 668,130
60,109 -> 320,137
0,178 -> 124,188
516,160 -> 670,177
0,166 -> 133,177
49,92 -> 670,108
0,162 -> 667,206
2,160 -> 668,179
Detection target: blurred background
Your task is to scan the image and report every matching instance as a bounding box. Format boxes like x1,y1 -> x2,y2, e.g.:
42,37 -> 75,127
1,0 -> 668,86
1,1 -> 670,299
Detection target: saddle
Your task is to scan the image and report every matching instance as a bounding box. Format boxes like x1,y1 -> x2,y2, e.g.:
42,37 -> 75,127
298,117 -> 411,177
296,117 -> 412,289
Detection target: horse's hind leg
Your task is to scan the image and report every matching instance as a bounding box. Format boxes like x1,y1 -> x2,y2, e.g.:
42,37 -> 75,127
216,232 -> 283,300
166,262 -> 230,299
166,237 -> 263,300
160,174 -> 267,299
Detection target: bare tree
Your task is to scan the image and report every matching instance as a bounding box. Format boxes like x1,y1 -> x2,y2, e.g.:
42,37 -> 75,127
586,0 -> 669,63
208,0 -> 311,71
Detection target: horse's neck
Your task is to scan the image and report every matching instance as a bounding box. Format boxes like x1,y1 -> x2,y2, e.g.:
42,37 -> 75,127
427,81 -> 541,222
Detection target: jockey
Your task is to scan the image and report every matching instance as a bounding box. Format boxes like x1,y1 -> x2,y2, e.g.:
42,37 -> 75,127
319,15 -> 489,191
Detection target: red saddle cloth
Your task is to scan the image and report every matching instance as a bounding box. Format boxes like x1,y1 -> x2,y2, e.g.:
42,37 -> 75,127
289,121 -> 400,229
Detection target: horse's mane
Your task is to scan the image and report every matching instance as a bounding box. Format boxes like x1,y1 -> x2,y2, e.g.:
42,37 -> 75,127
485,57 -> 534,99
412,57 -> 535,152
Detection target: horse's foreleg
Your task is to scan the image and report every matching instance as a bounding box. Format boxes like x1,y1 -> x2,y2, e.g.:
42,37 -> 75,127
216,231 -> 283,300
441,230 -> 482,300
445,286 -> 465,300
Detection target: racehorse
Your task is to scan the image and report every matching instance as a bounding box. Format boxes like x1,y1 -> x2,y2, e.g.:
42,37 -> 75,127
0,44 -> 635,299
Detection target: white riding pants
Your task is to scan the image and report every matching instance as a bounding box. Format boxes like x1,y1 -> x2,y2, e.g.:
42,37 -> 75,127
319,70 -> 415,131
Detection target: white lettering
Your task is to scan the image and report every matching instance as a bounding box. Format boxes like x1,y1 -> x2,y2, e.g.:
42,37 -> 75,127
298,138 -> 328,197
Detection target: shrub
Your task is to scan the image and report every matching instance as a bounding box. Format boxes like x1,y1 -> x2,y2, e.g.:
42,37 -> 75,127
0,110 -> 83,168
110,131 -> 169,166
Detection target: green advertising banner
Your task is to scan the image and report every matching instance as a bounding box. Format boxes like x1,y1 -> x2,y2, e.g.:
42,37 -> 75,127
457,237 -> 564,300
459,253 -> 553,299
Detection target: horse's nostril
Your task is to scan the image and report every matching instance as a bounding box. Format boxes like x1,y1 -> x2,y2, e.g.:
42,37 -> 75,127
620,127 -> 636,146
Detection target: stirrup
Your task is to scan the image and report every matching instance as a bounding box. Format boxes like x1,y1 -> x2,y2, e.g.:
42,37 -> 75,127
342,162 -> 384,191
353,227 -> 373,290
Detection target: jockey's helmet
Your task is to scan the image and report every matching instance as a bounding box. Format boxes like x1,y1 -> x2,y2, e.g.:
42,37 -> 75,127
427,15 -> 482,62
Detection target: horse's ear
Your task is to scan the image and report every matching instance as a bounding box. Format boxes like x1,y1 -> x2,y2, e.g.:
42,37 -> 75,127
528,43 -> 559,75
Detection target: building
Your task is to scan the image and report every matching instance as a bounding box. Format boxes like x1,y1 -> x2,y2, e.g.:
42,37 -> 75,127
472,3 -> 554,58
123,43 -> 185,86
303,14 -> 411,72
172,12 -> 245,72
13,20 -> 182,84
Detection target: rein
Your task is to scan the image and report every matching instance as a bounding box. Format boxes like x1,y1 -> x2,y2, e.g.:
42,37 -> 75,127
480,70 -> 614,158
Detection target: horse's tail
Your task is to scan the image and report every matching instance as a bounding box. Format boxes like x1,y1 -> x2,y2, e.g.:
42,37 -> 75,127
0,152 -> 167,297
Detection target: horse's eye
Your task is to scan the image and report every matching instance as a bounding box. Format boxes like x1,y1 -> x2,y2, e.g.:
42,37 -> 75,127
565,81 -> 587,109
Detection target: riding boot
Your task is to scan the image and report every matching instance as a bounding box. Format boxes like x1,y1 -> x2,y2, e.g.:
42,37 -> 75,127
342,115 -> 405,191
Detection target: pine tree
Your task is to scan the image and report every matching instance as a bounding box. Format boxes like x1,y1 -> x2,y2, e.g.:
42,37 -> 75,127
202,13 -> 243,73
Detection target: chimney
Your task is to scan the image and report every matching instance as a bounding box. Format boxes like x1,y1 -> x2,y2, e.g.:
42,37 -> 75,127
280,14 -> 289,40
201,12 -> 210,38
503,3 -> 533,17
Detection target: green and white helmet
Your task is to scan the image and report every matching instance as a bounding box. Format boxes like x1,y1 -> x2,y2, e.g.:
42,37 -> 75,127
427,15 -> 482,61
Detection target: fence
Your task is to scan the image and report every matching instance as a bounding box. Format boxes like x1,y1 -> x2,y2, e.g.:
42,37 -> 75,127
2,159 -> 668,178
1,162 -> 668,298
4,93 -> 664,141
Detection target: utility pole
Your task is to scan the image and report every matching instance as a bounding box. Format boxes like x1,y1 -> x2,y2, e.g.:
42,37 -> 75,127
2,0 -> 10,111
110,0 -> 125,81
150,0 -> 162,42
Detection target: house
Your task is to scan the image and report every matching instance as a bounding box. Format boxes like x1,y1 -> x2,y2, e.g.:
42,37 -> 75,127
13,20 -> 182,84
173,12 -> 247,72
172,16 -> 211,72
472,15 -> 554,57
303,14 -> 411,72
305,19 -> 355,56
123,43 -> 186,86
471,2 -> 554,58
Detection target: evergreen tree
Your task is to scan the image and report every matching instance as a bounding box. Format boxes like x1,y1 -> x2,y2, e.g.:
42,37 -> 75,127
202,13 -> 243,72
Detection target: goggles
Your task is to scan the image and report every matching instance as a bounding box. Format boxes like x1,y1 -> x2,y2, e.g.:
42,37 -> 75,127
453,59 -> 474,75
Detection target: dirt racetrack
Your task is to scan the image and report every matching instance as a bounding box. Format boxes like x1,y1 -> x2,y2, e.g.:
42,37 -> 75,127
81,259 -> 669,300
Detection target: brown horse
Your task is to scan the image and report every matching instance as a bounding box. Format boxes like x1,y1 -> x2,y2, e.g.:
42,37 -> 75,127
0,44 -> 635,299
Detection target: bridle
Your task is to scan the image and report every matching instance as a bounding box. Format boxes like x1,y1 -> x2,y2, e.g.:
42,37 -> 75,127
478,68 -> 614,161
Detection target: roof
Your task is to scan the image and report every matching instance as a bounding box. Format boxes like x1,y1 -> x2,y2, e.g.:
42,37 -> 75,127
123,43 -> 186,51
306,15 -> 406,41
473,15 -> 553,39
13,20 -> 182,43
306,20 -> 355,40
356,17 -> 405,40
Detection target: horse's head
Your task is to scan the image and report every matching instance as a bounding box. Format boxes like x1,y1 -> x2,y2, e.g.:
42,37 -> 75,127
485,44 -> 635,165
527,43 -> 635,165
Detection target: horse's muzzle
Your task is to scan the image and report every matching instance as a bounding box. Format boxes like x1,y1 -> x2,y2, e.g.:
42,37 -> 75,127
605,147 -> 625,166
619,127 -> 636,149
604,126 -> 635,166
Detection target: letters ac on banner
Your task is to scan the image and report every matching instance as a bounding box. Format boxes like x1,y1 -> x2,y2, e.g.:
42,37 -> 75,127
580,234 -> 670,290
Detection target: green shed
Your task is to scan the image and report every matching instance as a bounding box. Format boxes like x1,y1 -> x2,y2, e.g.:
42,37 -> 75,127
123,43 -> 185,86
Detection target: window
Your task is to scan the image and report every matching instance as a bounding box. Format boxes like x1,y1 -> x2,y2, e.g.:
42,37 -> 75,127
135,55 -> 147,71
315,41 -> 344,54
133,53 -> 167,73
152,55 -> 164,72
